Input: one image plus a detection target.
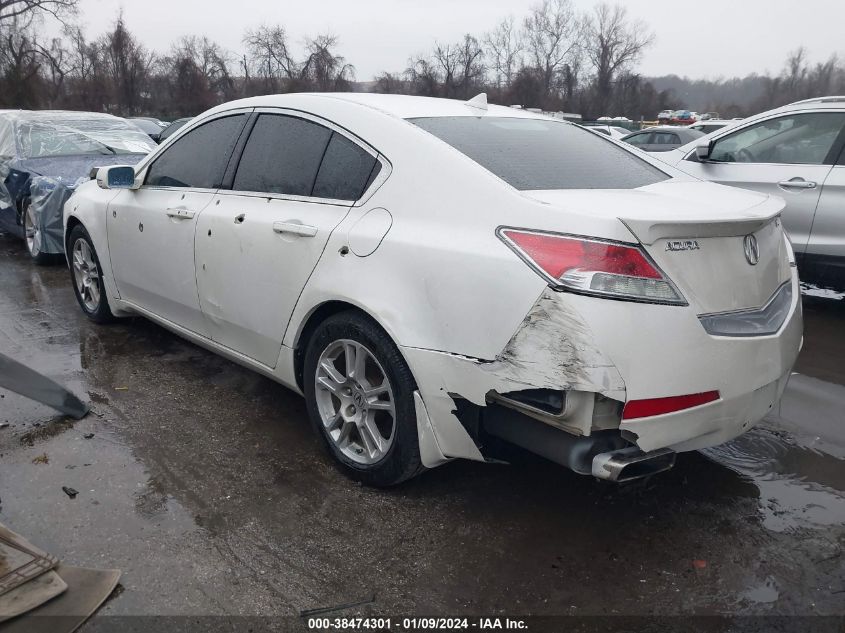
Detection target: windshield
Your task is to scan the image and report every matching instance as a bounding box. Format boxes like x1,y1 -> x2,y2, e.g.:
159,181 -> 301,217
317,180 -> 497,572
410,116 -> 668,190
16,118 -> 156,158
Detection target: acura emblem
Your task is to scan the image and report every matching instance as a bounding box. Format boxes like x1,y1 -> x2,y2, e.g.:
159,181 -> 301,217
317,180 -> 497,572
743,234 -> 760,265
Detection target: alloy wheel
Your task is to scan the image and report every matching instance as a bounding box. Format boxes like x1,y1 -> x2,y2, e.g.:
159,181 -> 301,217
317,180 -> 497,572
72,238 -> 101,312
24,204 -> 40,257
314,339 -> 396,465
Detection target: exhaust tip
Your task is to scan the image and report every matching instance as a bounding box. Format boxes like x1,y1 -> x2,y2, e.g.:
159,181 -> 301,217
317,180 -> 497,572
592,447 -> 676,482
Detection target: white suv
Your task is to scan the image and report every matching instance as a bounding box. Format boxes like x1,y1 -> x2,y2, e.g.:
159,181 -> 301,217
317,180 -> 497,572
664,97 -> 845,289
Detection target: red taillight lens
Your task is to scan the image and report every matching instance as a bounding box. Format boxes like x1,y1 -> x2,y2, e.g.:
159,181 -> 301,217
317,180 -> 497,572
503,231 -> 661,280
499,228 -> 685,305
622,391 -> 720,420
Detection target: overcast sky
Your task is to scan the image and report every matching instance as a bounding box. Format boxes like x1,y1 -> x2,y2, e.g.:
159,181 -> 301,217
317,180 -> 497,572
59,0 -> 845,81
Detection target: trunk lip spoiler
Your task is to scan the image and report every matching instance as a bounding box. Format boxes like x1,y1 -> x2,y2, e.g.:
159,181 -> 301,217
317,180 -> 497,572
620,201 -> 784,246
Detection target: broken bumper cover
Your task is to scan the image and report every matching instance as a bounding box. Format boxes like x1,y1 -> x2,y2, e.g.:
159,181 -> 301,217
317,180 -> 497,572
403,270 -> 802,469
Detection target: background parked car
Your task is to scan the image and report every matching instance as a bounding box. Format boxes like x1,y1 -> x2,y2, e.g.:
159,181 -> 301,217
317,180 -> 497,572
688,119 -> 740,135
128,117 -> 169,142
157,117 -> 193,142
581,124 -> 631,140
0,110 -> 156,263
621,126 -> 705,152
661,96 -> 845,290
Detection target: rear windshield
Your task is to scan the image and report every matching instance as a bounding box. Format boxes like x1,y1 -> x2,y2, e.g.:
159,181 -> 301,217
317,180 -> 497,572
410,116 -> 668,190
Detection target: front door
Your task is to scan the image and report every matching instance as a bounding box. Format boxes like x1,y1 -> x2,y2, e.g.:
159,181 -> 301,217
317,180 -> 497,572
107,112 -> 250,336
805,163 -> 845,287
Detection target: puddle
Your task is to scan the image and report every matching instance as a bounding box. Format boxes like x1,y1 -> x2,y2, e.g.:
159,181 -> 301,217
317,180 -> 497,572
742,576 -> 780,604
703,427 -> 845,532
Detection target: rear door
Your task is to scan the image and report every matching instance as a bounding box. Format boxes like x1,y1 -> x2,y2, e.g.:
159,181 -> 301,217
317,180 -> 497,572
679,111 -> 845,256
194,111 -> 383,367
107,112 -> 250,336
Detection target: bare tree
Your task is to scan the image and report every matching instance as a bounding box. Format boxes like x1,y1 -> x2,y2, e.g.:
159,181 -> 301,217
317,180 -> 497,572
243,24 -> 298,92
0,0 -> 77,25
301,34 -> 355,91
100,14 -> 152,114
583,3 -> 653,116
522,0 -> 582,100
484,16 -> 522,90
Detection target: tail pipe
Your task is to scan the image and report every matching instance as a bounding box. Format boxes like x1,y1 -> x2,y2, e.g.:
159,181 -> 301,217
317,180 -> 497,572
591,446 -> 676,482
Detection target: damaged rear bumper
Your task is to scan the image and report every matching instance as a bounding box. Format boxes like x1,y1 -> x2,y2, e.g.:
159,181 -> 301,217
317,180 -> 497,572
403,271 -> 803,476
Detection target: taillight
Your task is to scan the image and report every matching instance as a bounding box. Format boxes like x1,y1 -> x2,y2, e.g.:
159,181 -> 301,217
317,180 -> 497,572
498,228 -> 686,305
623,391 -> 720,419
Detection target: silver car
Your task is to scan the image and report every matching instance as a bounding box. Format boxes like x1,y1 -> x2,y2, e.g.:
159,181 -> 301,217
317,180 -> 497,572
663,96 -> 845,289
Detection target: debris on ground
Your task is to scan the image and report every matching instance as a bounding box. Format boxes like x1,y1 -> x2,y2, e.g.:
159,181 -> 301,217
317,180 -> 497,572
0,423 -> 9,429
82,433 -> 94,440
0,521 -> 120,632
31,453 -> 49,465
61,487 -> 78,499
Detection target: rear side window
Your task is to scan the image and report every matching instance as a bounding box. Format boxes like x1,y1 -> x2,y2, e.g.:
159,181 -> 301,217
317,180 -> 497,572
145,114 -> 247,188
411,117 -> 667,190
312,132 -> 380,200
233,114 -> 332,195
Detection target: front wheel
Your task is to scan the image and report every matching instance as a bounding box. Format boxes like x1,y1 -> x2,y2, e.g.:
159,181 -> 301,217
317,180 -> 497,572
67,224 -> 115,324
303,311 -> 424,487
22,200 -> 55,265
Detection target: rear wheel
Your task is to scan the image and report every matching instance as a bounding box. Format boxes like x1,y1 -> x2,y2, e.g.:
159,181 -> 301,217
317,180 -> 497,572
303,311 -> 424,486
22,200 -> 55,265
68,224 -> 115,324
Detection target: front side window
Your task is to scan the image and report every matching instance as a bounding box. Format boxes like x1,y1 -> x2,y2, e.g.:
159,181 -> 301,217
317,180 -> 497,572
145,114 -> 247,188
233,114 -> 332,196
710,112 -> 845,165
411,117 -> 667,190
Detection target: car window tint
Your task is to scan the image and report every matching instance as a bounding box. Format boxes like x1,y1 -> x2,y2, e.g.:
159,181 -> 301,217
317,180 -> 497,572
233,114 -> 332,195
710,113 -> 845,165
653,132 -> 679,145
412,117 -> 667,190
145,115 -> 246,188
312,132 -> 379,200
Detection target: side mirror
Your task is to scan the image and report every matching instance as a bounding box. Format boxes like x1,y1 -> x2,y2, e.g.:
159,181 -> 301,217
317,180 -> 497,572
695,139 -> 713,161
96,165 -> 137,190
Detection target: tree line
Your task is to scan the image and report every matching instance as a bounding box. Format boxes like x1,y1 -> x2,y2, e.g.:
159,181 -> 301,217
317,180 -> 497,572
1,0 -> 843,122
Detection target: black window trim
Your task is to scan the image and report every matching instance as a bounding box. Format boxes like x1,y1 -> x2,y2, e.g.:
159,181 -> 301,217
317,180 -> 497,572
220,106 -> 391,206
137,108 -> 254,192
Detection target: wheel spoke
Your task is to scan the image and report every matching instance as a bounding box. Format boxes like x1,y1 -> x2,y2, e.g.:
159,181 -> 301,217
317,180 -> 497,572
367,400 -> 393,412
336,420 -> 354,447
344,342 -> 358,380
324,412 -> 342,432
317,375 -> 341,395
358,419 -> 380,457
319,360 -> 346,385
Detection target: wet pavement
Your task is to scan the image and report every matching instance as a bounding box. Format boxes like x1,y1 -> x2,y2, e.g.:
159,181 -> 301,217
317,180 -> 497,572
0,231 -> 844,626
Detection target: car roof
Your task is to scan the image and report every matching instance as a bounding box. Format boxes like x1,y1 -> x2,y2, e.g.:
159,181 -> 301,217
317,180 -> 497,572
206,92 -> 550,122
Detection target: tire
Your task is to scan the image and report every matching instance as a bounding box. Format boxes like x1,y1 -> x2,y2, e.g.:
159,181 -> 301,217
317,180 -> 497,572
22,200 -> 57,265
303,311 -> 424,487
67,224 -> 115,324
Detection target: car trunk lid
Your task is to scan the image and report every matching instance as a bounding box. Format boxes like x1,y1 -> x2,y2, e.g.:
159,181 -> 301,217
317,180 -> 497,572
525,180 -> 791,314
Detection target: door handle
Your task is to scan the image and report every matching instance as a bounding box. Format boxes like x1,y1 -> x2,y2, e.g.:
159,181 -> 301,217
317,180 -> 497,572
166,207 -> 196,219
272,221 -> 318,237
778,179 -> 817,190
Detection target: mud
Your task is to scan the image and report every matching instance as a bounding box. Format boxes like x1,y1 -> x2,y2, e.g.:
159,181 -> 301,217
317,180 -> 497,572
0,232 -> 843,622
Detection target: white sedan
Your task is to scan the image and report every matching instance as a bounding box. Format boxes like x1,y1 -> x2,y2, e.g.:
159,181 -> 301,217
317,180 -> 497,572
63,93 -> 803,486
